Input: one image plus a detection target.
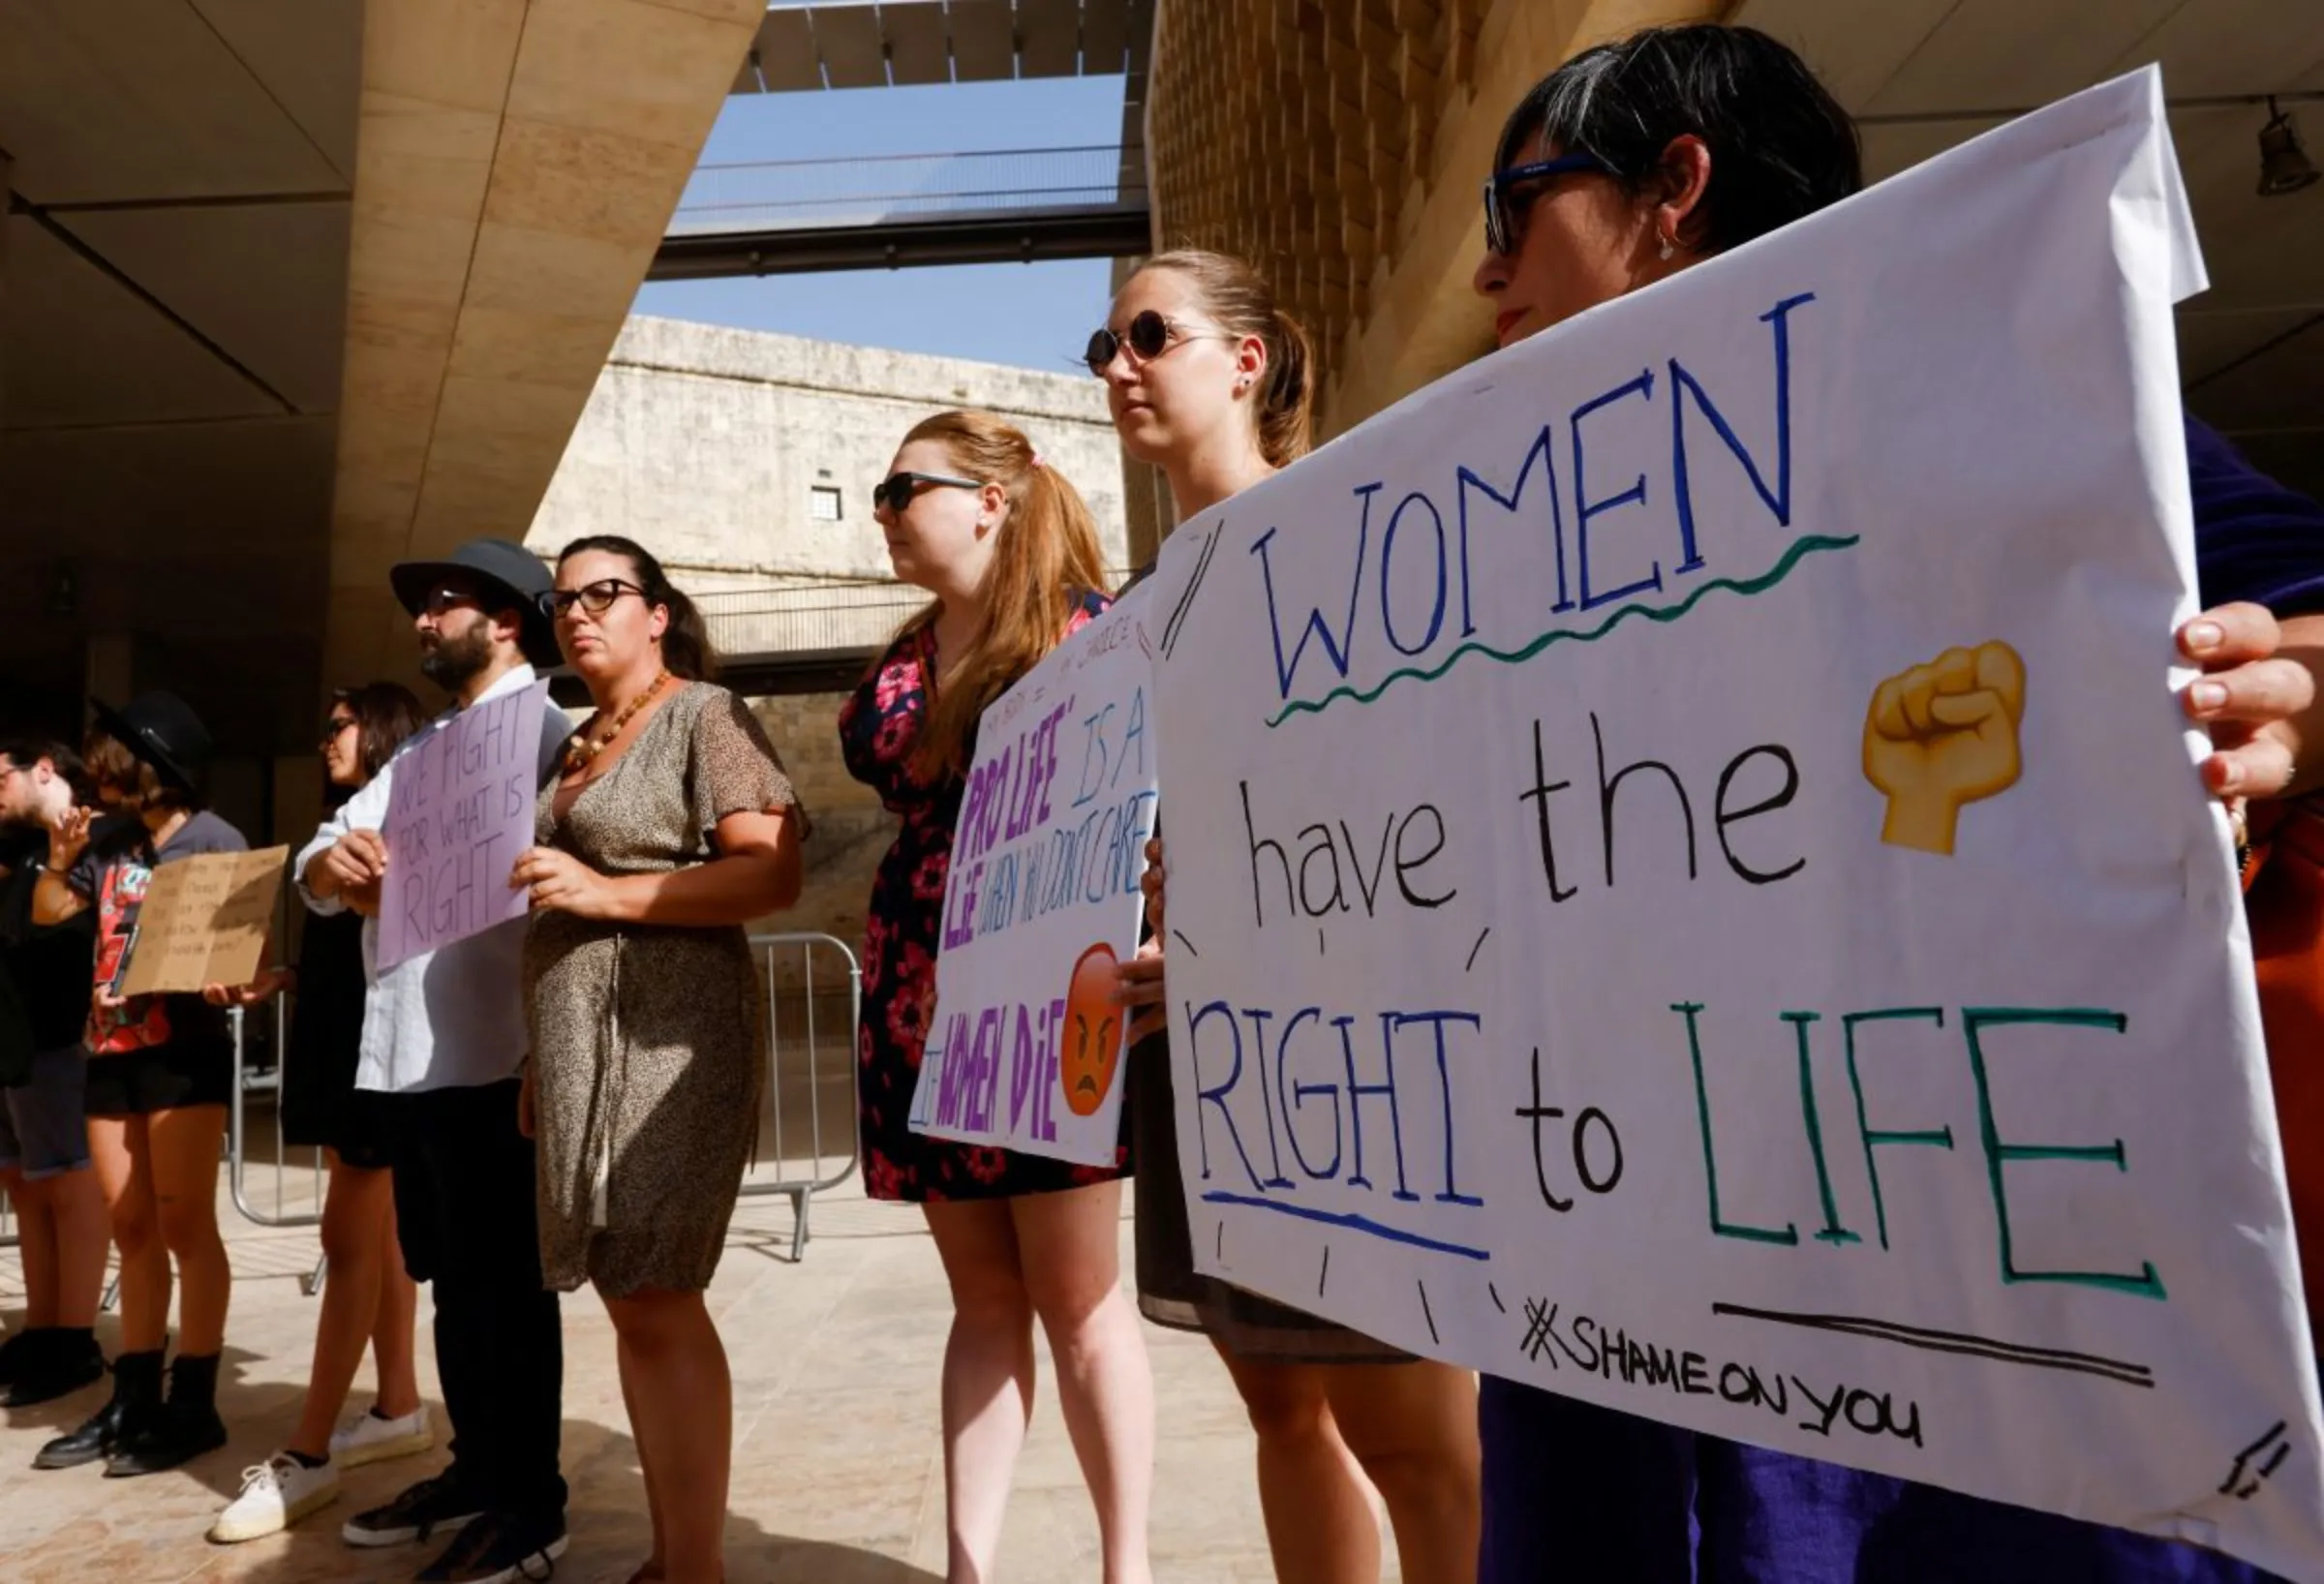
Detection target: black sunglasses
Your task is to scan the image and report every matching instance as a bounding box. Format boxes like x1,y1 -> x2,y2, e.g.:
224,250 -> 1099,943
541,578 -> 649,618
873,472 -> 985,514
1482,151 -> 1609,257
1084,309 -> 1209,377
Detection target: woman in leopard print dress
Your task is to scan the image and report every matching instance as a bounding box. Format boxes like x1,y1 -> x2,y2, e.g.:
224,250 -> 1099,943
515,534 -> 807,1584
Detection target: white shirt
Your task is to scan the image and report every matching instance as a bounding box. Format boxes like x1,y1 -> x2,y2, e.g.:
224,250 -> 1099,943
295,664 -> 566,1094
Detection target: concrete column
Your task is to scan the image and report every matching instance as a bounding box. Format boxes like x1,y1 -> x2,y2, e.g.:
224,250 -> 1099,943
1322,0 -> 1727,432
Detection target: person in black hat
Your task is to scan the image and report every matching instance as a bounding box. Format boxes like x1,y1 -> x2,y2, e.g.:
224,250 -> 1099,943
294,538 -> 574,1583
28,690 -> 260,1477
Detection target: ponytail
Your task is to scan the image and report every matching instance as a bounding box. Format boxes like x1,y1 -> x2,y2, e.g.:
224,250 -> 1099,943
1256,306 -> 1313,467
554,534 -> 720,682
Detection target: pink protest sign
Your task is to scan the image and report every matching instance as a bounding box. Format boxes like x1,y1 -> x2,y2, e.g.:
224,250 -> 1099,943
376,681 -> 549,970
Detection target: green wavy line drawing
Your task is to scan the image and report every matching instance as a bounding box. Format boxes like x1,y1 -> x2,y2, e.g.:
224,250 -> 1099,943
1264,532 -> 1860,728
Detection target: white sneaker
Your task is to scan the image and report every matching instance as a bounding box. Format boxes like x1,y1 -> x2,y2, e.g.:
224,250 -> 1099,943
329,1402 -> 433,1470
208,1452 -> 341,1543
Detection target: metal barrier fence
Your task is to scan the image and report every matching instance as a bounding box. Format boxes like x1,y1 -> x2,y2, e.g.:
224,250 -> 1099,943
738,930 -> 864,1263
0,934 -> 861,1301
227,996 -> 330,1295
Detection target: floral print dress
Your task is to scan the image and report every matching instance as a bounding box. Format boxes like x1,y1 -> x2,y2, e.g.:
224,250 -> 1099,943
840,595 -> 1129,1203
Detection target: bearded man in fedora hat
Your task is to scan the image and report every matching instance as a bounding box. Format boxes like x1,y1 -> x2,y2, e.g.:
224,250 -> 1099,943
286,539 -> 574,1583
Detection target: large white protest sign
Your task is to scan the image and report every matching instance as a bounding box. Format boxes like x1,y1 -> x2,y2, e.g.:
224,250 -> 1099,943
377,681 -> 550,970
911,587 -> 1159,1166
1146,70 -> 2324,1577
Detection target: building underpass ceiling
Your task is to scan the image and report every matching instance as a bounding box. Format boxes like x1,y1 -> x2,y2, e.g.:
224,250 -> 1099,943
0,0 -> 361,753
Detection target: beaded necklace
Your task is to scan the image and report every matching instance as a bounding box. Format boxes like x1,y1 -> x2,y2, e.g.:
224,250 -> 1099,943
564,670 -> 668,777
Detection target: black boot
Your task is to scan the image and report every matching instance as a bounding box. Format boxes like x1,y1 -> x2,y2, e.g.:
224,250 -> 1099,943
35,1348 -> 162,1470
5,1328 -> 106,1408
0,1327 -> 32,1387
107,1352 -> 228,1477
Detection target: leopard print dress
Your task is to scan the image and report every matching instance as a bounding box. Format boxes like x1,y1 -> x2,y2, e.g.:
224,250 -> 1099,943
525,682 -> 807,1295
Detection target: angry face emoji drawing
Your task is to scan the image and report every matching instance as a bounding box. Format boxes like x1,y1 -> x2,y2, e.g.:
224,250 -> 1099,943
1061,943 -> 1123,1118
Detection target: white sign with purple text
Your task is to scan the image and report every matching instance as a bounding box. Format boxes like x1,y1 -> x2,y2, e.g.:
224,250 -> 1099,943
910,588 -> 1159,1166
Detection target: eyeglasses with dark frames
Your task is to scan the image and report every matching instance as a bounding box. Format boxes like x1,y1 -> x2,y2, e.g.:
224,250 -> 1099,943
1482,150 -> 1610,257
1083,309 -> 1222,377
320,715 -> 359,748
872,472 -> 986,515
541,579 -> 650,619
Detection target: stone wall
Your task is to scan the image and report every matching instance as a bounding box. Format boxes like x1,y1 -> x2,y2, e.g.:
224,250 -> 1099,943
527,317 -> 1141,967
526,315 -> 1133,585
742,688 -> 888,952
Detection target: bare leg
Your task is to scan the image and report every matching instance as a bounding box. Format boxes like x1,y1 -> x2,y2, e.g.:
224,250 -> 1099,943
1218,1350 -> 1381,1584
4,1166 -> 59,1327
369,1187 -> 421,1419
1324,1359 -> 1482,1584
146,1106 -> 229,1356
1012,1182 -> 1152,1584
289,1155 -> 396,1458
604,1288 -> 731,1584
88,1117 -> 168,1353
40,1167 -> 109,1331
924,1200 -> 1036,1584
620,1342 -> 670,1580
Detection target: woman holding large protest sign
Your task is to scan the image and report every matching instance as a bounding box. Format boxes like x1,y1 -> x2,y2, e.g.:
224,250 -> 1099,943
514,533 -> 807,1584
28,691 -> 254,1477
840,411 -> 1154,1584
1465,21 -> 2324,1584
209,681 -> 430,1544
1099,250 -> 1483,1584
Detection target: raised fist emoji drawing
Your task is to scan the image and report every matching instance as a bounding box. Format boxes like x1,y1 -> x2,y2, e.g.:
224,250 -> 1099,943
1862,640 -> 2028,856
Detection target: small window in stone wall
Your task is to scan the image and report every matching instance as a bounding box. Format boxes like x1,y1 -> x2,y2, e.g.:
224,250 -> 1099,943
809,485 -> 843,523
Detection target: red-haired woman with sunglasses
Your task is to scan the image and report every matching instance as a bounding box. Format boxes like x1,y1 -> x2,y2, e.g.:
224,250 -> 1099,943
841,410 -> 1154,1584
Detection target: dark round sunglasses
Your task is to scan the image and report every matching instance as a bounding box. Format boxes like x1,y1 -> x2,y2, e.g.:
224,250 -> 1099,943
873,472 -> 985,515
1084,308 -> 1198,377
1482,150 -> 1609,257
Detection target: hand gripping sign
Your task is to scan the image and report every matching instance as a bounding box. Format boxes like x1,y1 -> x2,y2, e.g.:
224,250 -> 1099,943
1144,70 -> 2324,1580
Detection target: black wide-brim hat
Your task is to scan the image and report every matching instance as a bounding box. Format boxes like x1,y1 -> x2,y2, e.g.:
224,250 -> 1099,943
91,690 -> 213,796
388,537 -> 563,670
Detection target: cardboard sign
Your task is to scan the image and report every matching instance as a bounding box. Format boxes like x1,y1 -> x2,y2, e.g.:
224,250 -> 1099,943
910,587 -> 1160,1165
377,680 -> 549,970
117,846 -> 289,997
1145,71 -> 2324,1579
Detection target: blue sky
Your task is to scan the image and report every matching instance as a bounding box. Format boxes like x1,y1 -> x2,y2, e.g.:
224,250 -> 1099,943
633,74 -> 1127,375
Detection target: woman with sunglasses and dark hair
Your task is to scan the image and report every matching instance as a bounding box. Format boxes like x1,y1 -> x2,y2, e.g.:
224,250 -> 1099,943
1100,249 -> 1483,1584
841,411 -> 1155,1584
1467,23 -> 2324,1584
209,681 -> 430,1542
508,533 -> 807,1584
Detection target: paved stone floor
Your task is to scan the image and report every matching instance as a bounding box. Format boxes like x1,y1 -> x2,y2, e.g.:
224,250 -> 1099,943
0,1174 -> 1350,1583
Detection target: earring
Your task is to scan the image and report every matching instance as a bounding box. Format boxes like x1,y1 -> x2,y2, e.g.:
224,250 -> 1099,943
1657,231 -> 1676,261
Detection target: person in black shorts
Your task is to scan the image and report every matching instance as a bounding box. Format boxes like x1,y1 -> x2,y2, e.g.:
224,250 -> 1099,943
0,741 -> 107,1409
30,692 -> 263,1477
209,682 -> 433,1543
